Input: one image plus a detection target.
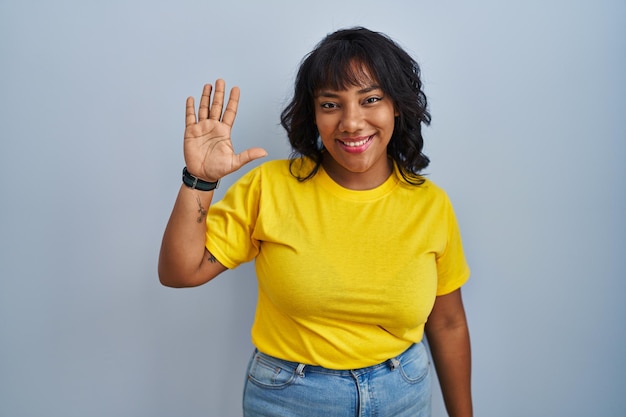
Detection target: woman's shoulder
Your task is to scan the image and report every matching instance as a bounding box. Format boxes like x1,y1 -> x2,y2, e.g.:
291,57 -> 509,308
258,159 -> 291,171
255,159 -> 294,179
256,158 -> 316,180
397,175 -> 452,205
416,177 -> 444,193
396,171 -> 441,192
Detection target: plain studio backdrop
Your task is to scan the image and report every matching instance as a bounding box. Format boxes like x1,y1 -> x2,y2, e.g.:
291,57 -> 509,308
1,1 -> 624,416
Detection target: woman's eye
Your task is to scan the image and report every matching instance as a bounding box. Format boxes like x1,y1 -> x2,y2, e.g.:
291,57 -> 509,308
321,102 -> 337,109
365,97 -> 382,104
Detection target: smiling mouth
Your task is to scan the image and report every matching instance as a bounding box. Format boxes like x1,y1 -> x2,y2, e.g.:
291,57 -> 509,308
339,135 -> 373,147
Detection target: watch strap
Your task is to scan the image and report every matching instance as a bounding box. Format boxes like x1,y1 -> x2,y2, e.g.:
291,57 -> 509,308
182,167 -> 219,191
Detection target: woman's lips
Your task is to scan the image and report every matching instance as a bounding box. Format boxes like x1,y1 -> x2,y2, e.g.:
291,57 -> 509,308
337,135 -> 374,153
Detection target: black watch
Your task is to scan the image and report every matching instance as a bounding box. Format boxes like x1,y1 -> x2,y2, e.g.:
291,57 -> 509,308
182,167 -> 220,191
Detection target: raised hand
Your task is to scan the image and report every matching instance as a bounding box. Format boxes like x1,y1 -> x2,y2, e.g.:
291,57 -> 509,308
184,80 -> 267,182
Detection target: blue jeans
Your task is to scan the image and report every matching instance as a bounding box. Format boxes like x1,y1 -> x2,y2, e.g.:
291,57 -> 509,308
242,342 -> 432,417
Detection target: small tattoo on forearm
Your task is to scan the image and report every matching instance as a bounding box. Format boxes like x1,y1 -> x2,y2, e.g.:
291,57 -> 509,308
195,196 -> 207,223
208,253 -> 218,263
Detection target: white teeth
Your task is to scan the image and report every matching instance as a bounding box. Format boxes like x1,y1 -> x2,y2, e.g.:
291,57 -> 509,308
341,136 -> 371,147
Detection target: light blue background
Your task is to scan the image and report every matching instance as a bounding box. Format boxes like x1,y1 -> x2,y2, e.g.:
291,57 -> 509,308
1,1 -> 624,416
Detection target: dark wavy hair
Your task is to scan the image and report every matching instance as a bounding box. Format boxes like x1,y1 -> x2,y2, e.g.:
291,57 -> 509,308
280,27 -> 431,184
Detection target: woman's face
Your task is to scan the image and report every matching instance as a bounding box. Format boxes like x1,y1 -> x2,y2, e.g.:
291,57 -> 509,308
314,75 -> 397,190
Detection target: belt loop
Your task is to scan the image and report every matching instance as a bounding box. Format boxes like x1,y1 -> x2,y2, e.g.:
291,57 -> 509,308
296,363 -> 306,378
389,358 -> 400,371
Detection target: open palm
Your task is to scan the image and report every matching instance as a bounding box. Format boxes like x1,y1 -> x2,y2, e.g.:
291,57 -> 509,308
183,80 -> 267,182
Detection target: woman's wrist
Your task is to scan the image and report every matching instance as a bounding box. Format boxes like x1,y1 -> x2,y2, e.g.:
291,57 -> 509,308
182,167 -> 220,191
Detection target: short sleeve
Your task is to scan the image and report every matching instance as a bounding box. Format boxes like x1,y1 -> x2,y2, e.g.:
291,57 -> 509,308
205,167 -> 262,269
435,196 -> 470,295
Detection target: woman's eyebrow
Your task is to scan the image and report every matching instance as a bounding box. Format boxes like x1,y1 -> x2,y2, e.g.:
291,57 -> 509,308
316,84 -> 383,98
357,85 -> 382,94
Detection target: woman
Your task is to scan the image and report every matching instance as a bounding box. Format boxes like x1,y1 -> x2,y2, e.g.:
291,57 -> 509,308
159,27 -> 472,417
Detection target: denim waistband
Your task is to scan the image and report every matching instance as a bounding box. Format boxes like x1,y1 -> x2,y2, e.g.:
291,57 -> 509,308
253,342 -> 422,378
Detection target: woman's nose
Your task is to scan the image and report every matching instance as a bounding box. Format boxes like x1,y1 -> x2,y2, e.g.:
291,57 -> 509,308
339,105 -> 364,133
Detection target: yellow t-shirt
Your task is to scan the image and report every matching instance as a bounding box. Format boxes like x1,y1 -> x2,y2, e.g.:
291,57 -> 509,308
206,159 -> 469,369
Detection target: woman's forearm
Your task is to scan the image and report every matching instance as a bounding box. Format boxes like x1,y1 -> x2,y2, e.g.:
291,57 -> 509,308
427,322 -> 472,417
158,185 -> 225,287
425,289 -> 473,417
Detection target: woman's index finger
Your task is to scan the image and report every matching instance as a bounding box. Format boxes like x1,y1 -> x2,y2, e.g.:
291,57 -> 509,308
221,86 -> 240,127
